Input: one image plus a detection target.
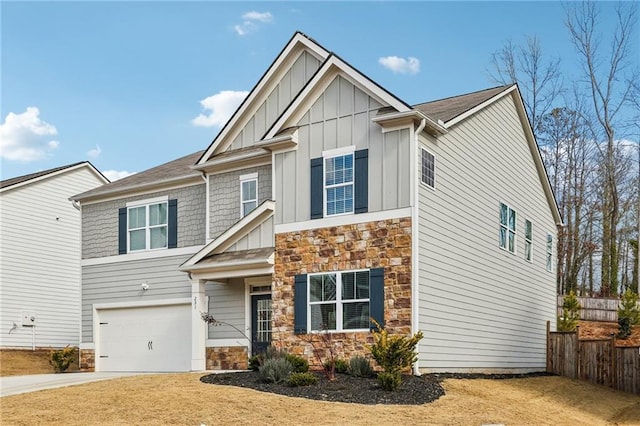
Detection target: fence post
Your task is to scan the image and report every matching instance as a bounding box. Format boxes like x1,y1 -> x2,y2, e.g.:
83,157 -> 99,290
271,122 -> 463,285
575,326 -> 580,379
610,334 -> 616,390
546,320 -> 551,373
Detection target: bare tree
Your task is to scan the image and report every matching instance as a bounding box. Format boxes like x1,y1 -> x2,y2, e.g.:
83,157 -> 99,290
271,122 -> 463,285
488,35 -> 563,137
566,1 -> 638,296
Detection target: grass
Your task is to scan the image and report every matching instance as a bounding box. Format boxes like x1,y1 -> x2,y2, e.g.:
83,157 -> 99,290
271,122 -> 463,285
0,349 -> 79,377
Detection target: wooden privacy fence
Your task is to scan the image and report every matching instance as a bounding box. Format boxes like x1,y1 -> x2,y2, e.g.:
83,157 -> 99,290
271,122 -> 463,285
547,322 -> 640,395
557,295 -> 640,322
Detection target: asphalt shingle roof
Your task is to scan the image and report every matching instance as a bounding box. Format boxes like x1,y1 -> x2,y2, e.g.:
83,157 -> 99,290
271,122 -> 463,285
1,161 -> 89,190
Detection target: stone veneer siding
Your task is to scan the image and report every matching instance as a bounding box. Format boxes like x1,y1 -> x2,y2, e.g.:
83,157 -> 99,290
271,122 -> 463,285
80,349 -> 95,371
206,347 -> 248,370
272,217 -> 412,367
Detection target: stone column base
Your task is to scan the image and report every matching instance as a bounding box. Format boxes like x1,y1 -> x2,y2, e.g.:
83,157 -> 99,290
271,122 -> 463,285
206,347 -> 248,370
79,349 -> 95,372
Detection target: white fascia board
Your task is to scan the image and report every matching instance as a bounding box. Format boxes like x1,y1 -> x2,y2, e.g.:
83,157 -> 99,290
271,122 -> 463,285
265,55 -> 411,140
180,200 -> 275,269
73,176 -> 203,205
197,34 -> 330,165
94,298 -> 191,311
81,245 -> 204,266
2,162 -> 105,194
274,207 -> 412,234
192,150 -> 271,174
444,85 -> 516,128
190,265 -> 274,281
372,110 -> 447,135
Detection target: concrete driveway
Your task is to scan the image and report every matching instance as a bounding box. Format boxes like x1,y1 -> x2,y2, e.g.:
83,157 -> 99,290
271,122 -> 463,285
0,372 -> 146,397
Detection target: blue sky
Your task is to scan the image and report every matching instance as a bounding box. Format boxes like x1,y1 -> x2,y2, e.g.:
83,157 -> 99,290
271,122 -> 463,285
2,1 -> 637,181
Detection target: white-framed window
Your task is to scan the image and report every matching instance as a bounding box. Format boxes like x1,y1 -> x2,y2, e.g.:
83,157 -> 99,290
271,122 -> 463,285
308,269 -> 370,332
240,173 -> 258,218
524,219 -> 533,262
499,202 -> 516,254
324,150 -> 354,216
421,147 -> 435,189
546,233 -> 553,272
127,199 -> 168,252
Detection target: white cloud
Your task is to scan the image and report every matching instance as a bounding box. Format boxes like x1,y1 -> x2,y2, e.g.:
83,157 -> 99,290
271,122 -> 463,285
87,145 -> 102,158
234,11 -> 273,36
378,56 -> 420,75
0,107 -> 60,162
191,90 -> 249,128
102,170 -> 135,182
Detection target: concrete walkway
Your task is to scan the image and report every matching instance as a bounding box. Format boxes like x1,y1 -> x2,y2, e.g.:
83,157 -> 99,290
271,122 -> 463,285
0,372 -> 146,397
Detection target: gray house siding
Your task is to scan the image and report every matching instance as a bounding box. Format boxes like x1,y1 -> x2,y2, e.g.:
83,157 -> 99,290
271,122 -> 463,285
81,254 -> 193,342
208,165 -> 271,239
82,184 -> 206,259
274,75 -> 411,224
417,94 -> 557,372
230,51 -> 321,151
206,278 -> 246,340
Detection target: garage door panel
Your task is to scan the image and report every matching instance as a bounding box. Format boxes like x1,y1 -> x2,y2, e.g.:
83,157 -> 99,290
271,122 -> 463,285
98,304 -> 190,372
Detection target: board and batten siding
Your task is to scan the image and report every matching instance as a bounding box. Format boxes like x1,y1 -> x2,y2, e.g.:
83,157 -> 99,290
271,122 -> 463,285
229,50 -> 321,151
228,216 -> 274,251
206,278 -> 246,341
0,167 -> 105,348
274,75 -> 412,224
208,165 -> 271,240
417,93 -> 558,372
81,184 -> 206,259
81,254 -> 192,342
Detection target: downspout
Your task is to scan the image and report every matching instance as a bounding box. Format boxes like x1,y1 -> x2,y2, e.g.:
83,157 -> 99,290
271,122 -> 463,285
412,119 -> 426,376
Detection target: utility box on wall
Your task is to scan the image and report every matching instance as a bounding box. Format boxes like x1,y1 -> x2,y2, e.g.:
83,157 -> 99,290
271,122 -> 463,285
21,311 -> 36,327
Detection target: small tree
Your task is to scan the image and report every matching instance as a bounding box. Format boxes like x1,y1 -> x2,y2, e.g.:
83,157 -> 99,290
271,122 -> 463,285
557,291 -> 581,331
618,289 -> 640,336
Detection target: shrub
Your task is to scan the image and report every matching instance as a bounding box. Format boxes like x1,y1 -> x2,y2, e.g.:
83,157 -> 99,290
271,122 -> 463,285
249,346 -> 290,371
618,317 -> 633,339
287,372 -> 318,387
258,358 -> 293,384
49,346 -> 76,373
286,354 -> 309,373
367,320 -> 423,375
618,289 -> 640,327
557,291 -> 581,332
324,358 -> 349,374
349,356 -> 374,378
377,371 -> 402,391
248,354 -> 262,371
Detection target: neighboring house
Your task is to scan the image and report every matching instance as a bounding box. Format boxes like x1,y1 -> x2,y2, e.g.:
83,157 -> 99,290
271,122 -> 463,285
72,32 -> 562,374
0,162 -> 108,349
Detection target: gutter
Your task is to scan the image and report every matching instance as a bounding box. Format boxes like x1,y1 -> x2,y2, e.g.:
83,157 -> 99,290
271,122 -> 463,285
412,118 -> 426,376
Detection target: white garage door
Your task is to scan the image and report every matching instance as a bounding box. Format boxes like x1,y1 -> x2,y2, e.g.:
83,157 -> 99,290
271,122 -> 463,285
97,303 -> 191,372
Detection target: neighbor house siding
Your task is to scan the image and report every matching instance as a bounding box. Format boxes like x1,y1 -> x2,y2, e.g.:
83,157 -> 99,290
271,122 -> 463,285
274,75 -> 412,225
229,51 -> 321,151
81,254 -> 192,342
0,167 -> 105,348
208,165 -> 271,240
416,93 -> 557,372
82,184 -> 206,259
206,278 -> 246,341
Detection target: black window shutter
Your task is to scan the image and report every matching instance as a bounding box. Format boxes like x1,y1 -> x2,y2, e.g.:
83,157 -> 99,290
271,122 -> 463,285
310,157 -> 323,219
118,207 -> 127,254
354,149 -> 368,214
369,268 -> 385,330
294,274 -> 308,334
168,199 -> 178,249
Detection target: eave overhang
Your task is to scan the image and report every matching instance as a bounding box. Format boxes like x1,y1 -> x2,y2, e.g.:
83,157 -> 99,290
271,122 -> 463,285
372,110 -> 447,136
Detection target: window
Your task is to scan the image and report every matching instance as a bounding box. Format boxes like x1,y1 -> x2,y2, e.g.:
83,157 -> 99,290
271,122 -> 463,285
308,270 -> 370,331
421,148 -> 435,188
128,201 -> 168,251
499,202 -> 516,253
524,219 -> 533,262
546,233 -> 553,272
240,174 -> 258,217
324,153 -> 354,216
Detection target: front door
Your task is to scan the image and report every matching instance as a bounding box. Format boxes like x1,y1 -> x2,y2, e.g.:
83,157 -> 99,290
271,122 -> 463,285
251,294 -> 272,355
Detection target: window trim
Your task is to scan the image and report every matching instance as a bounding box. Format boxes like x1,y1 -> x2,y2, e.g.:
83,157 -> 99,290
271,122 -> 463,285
546,233 -> 553,272
307,268 -> 370,333
524,218 -> 533,263
499,202 -> 517,254
323,147 -> 355,218
420,147 -> 436,190
126,200 -> 169,253
240,174 -> 258,218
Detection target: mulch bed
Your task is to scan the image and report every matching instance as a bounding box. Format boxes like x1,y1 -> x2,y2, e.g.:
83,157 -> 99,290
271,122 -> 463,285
200,370 -> 551,405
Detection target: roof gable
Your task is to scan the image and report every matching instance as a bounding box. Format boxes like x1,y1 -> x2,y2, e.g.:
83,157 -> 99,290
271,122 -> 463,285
0,162 -> 108,193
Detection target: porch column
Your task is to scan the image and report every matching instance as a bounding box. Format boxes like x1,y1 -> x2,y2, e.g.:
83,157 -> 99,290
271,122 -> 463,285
191,278 -> 206,371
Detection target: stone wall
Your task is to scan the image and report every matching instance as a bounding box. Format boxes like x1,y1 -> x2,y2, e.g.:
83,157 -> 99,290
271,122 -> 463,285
272,217 -> 412,367
206,346 -> 248,370
79,349 -> 95,371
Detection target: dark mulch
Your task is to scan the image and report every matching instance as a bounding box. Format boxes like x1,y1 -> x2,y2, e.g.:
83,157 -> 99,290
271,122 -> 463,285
200,370 -> 551,405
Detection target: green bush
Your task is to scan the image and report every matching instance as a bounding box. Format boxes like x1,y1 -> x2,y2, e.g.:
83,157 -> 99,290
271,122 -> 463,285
367,320 -> 423,375
285,354 -> 309,373
377,371 -> 402,391
249,346 -> 291,371
618,317 -> 633,339
324,358 -> 349,374
248,354 -> 262,371
49,346 -> 76,373
557,291 -> 581,332
259,358 -> 293,384
287,372 -> 318,387
618,289 -> 640,327
349,356 -> 374,378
